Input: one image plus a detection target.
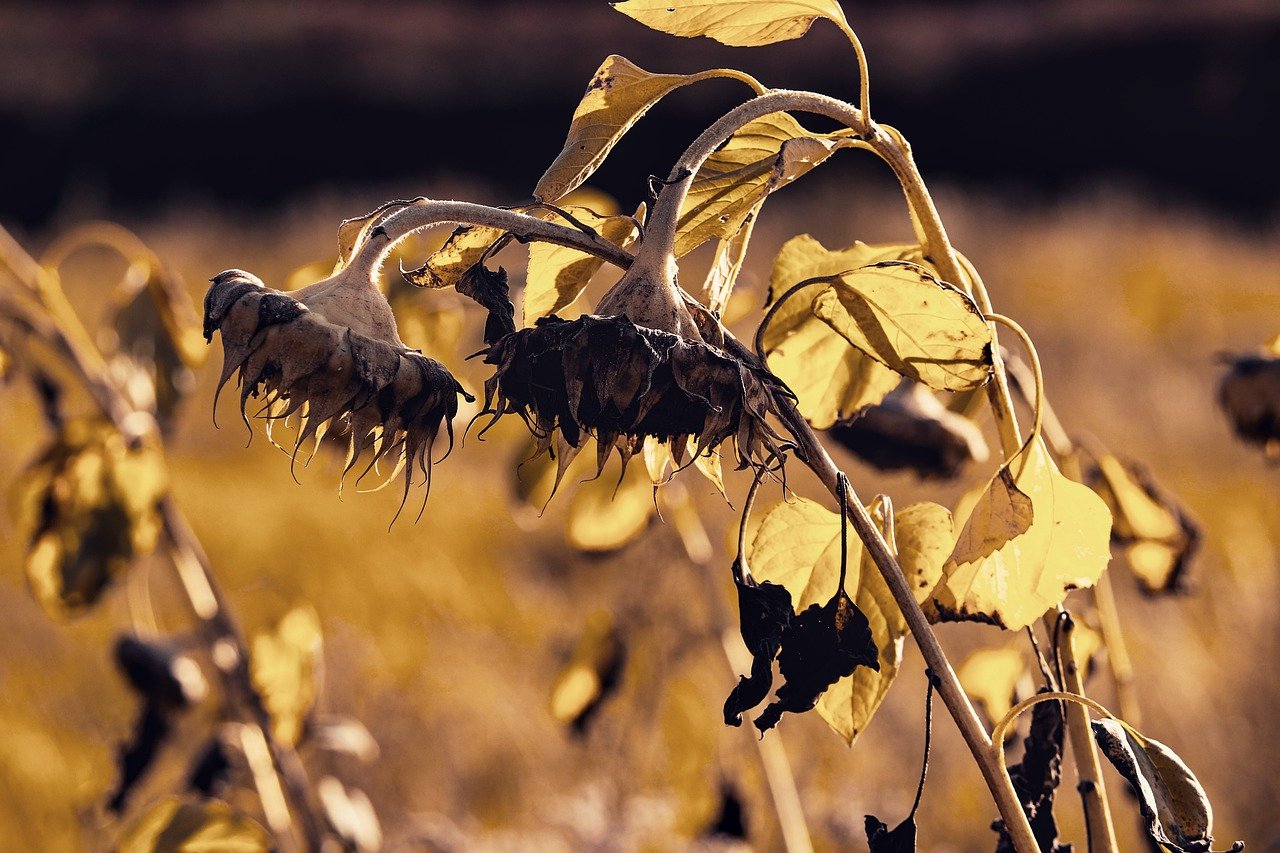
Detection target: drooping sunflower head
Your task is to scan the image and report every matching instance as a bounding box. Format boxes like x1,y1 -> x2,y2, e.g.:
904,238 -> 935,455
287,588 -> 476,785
478,258 -> 792,479
203,264 -> 471,516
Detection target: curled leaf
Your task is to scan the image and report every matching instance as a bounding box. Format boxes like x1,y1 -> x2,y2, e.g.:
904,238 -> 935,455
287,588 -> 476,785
611,0 -> 851,47
524,205 -> 641,323
403,224 -> 506,290
457,263 -> 516,346
1092,719 -> 1242,853
723,567 -> 793,726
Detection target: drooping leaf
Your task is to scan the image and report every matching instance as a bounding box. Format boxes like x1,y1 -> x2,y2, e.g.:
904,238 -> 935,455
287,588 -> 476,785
524,205 -> 641,322
764,236 -> 922,428
1089,452 -> 1200,594
456,263 -> 516,345
957,646 -> 1026,726
932,438 -> 1113,630
723,567 -> 793,726
866,813 -> 917,852
701,204 -> 760,314
828,381 -> 989,479
1092,719 -> 1242,853
250,606 -> 323,747
549,611 -> 626,735
118,797 -> 271,853
675,113 -> 856,257
993,692 -> 1070,853
404,224 -> 507,290
536,55 -> 753,201
948,468 -> 1033,565
611,0 -> 851,47
17,420 -> 168,619
565,453 -> 655,552
811,261 -> 993,392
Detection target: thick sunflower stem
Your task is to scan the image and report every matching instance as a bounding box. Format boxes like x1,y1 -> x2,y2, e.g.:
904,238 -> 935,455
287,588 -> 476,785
771,391 -> 1041,853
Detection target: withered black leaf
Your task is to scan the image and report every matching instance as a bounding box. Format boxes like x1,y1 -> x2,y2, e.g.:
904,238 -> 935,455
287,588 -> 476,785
866,814 -> 918,853
456,263 -> 516,346
993,691 -> 1071,853
705,782 -> 749,841
187,737 -> 233,799
107,702 -> 169,814
724,566 -> 793,726
1217,351 -> 1280,458
754,585 -> 879,733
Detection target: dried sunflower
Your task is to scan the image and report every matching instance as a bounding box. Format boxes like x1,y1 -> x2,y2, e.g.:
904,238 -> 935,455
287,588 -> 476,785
476,255 -> 792,483
203,262 -> 471,516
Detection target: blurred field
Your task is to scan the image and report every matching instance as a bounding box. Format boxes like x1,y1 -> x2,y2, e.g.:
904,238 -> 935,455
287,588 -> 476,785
2,179 -> 1279,851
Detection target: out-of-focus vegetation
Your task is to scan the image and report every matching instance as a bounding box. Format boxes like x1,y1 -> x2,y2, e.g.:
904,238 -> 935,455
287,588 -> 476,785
2,181 -> 1277,849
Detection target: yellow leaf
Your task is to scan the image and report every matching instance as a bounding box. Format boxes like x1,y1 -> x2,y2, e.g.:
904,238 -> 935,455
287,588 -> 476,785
1095,453 -> 1181,542
675,113 -> 854,257
949,467 -> 1033,565
549,611 -> 624,728
811,261 -> 993,391
747,496 -> 914,744
118,797 -> 271,853
251,606 -> 323,747
932,438 -> 1114,630
1125,541 -> 1181,593
893,501 -> 955,616
406,224 -> 506,290
536,55 -> 753,202
612,0 -> 850,47
763,236 -> 921,427
565,455 -> 655,552
957,646 -> 1026,724
524,206 -> 641,322
700,204 -> 760,314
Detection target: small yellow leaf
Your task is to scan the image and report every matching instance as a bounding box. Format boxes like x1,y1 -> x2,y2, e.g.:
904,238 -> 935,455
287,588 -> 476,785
893,501 -> 955,615
612,0 -> 850,47
957,646 -> 1026,724
811,261 -> 993,391
524,206 -> 640,322
118,797 -> 271,853
932,438 -> 1114,630
675,113 -> 855,257
251,606 -> 323,747
948,468 -> 1033,565
700,205 -> 760,314
536,55 -> 753,202
565,456 -> 655,552
1095,453 -> 1181,542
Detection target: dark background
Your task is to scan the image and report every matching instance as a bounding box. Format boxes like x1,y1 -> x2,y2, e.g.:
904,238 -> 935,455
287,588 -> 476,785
3,0 -> 1279,228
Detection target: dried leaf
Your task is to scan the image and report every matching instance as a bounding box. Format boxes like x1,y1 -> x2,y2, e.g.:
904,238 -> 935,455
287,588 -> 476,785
250,606 -> 322,747
723,568 -> 793,726
524,206 -> 640,322
404,224 -> 506,290
1217,349 -> 1280,458
764,236 -> 922,428
1092,719 -> 1242,853
676,113 -> 854,257
993,692 -> 1070,853
932,438 -> 1113,630
866,814 -> 917,852
17,420 -> 167,619
611,0 -> 851,47
118,797 -> 270,853
457,263 -> 517,345
701,205 -> 760,314
949,468 -> 1033,565
536,55 -> 751,201
549,611 -> 626,735
812,261 -> 993,392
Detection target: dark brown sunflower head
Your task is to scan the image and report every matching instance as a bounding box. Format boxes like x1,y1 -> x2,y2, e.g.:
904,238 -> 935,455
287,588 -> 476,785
475,260 -> 791,480
203,268 -> 472,516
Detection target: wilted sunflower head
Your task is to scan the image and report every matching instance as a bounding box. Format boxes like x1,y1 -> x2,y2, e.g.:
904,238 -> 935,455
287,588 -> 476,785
478,258 -> 792,480
203,265 -> 472,516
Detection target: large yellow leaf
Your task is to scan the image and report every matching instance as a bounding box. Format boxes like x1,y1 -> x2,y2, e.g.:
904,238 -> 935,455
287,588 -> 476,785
612,0 -> 850,47
811,261 -> 993,392
251,606 -> 323,747
762,236 -> 920,428
536,55 -> 752,202
675,113 -> 854,257
932,438 -> 1113,630
524,205 -> 641,323
747,496 -> 916,744
119,797 -> 270,853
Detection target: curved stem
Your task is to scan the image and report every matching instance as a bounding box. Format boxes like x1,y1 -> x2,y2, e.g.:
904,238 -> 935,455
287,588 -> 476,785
834,19 -> 873,126
352,199 -> 635,281
747,370 -> 1039,853
986,313 -> 1044,454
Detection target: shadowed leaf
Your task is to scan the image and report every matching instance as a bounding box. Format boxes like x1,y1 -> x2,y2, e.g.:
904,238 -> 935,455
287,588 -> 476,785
525,205 -> 641,322
723,568 -> 793,726
457,263 -> 517,346
611,0 -> 851,47
812,261 -> 993,392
